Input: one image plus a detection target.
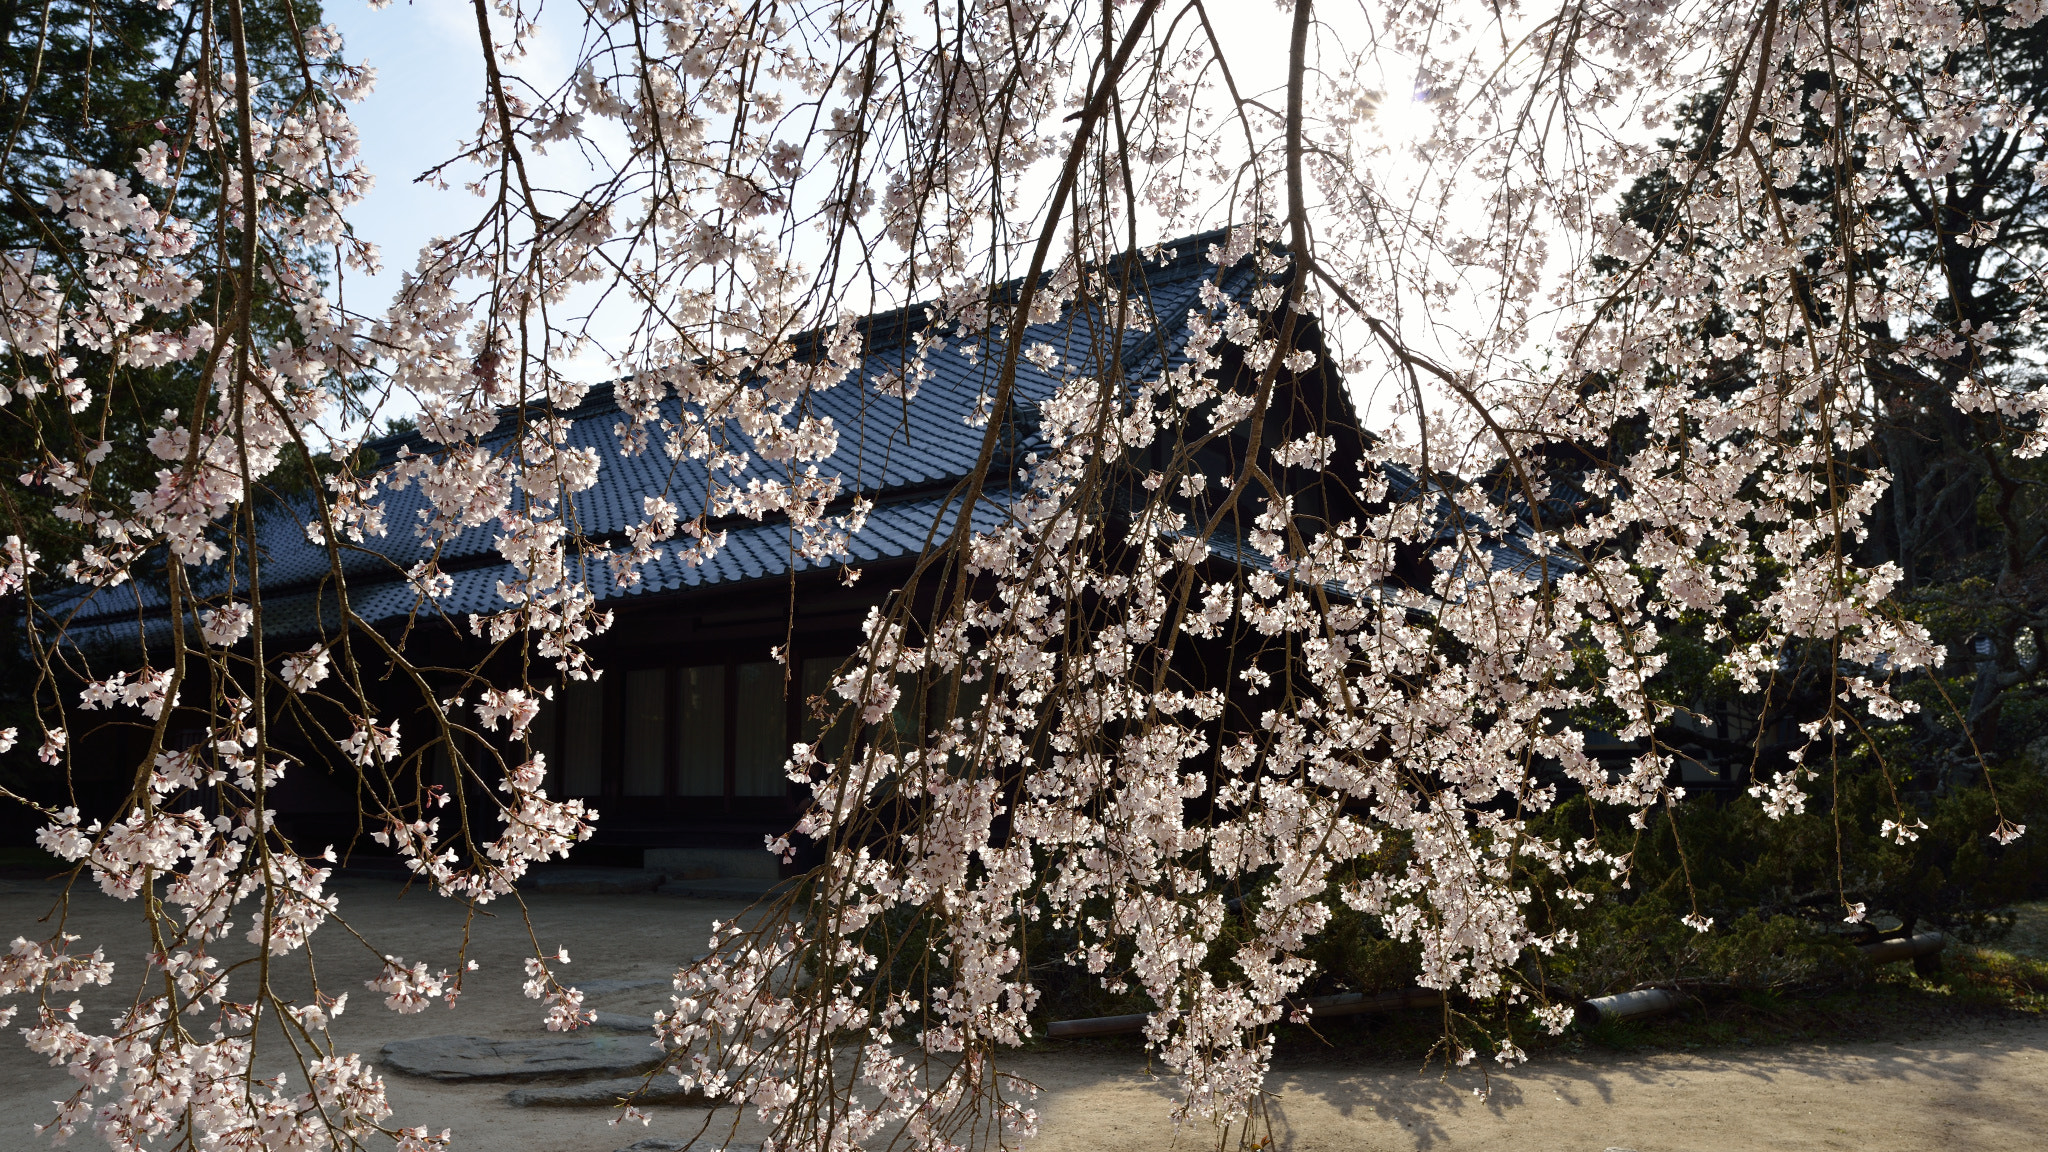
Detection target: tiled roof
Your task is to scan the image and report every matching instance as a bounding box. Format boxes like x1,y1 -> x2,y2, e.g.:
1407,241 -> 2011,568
1169,513 -> 1576,610
55,230 -> 1269,644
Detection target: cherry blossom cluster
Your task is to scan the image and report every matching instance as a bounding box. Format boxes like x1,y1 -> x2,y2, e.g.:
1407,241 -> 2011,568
0,0 -> 2041,1149
653,2 -> 2043,1146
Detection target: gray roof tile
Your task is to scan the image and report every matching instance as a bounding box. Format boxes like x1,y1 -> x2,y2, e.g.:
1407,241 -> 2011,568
52,230 -> 1296,642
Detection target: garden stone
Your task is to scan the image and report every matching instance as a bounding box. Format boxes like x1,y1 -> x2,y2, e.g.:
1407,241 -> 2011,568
589,1011 -> 659,1032
380,1033 -> 662,1081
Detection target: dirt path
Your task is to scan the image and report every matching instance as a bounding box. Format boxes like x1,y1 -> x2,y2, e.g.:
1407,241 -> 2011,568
3,878 -> 2044,1152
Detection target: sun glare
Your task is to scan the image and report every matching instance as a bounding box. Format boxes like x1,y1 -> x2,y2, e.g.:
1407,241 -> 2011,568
1371,86 -> 1436,151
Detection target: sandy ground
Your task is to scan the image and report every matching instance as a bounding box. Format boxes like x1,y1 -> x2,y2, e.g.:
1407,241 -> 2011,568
3,876 -> 2046,1152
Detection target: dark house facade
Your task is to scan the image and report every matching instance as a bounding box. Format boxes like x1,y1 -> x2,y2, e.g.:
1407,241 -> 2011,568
41,230 -> 1612,880
44,232 -> 1321,874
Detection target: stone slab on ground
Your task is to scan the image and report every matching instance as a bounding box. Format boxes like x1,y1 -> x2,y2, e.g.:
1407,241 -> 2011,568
614,1131 -> 761,1139
506,1075 -> 709,1108
380,1033 -> 662,1081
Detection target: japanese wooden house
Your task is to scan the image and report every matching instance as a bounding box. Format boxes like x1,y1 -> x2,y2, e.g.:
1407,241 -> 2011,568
37,230 -> 1611,878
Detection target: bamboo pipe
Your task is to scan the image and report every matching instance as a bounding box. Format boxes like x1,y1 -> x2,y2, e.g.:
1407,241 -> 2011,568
1577,932 -> 1947,1026
1577,987 -> 1689,1026
1859,931 -> 1944,965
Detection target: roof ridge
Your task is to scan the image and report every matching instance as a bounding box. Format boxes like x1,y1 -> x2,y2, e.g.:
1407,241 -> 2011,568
58,229 -> 1277,636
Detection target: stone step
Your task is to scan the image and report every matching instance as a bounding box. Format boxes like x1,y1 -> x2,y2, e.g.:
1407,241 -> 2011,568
380,1033 -> 662,1082
644,847 -> 781,881
516,867 -> 667,895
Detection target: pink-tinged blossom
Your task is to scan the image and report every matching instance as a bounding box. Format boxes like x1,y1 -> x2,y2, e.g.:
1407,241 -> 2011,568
279,646 -> 333,693
198,602 -> 252,646
7,0 -> 2044,1145
366,956 -> 456,1014
475,686 -> 540,736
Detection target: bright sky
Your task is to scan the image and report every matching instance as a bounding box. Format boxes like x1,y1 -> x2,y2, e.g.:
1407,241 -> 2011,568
329,1 -> 1329,306
327,1 -> 476,320
326,1 -> 1526,445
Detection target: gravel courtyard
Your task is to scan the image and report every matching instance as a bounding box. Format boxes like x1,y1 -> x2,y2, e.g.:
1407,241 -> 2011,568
3,876 -> 2045,1152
